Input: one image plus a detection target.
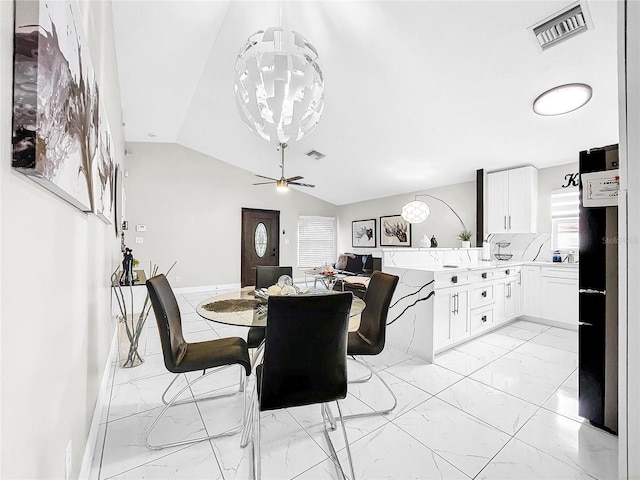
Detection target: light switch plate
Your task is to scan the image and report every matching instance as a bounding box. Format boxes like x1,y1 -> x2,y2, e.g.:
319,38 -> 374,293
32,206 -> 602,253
135,237 -> 143,244
136,224 -> 147,232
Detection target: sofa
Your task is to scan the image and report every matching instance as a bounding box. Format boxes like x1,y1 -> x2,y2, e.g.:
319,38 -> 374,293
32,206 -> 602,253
333,253 -> 382,298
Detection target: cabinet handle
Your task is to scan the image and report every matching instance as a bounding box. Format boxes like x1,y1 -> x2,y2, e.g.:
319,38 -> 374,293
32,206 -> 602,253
482,272 -> 487,279
452,294 -> 456,315
509,215 -> 512,230
505,269 -> 510,275
481,315 -> 487,322
482,291 -> 487,297
451,275 -> 458,284
455,293 -> 459,314
504,216 -> 507,229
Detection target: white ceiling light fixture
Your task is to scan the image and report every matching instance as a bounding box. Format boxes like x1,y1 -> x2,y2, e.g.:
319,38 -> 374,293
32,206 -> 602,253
234,27 -> 324,145
401,194 -> 468,232
533,83 -> 592,116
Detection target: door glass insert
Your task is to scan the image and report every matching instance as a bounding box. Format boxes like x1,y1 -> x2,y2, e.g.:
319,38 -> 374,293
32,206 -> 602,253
255,222 -> 267,257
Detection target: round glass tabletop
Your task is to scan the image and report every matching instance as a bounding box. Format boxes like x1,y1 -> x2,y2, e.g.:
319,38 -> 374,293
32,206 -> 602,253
196,288 -> 365,330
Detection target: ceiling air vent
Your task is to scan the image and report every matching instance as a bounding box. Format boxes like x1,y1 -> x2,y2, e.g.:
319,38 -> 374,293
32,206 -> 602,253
529,1 -> 593,52
305,149 -> 325,160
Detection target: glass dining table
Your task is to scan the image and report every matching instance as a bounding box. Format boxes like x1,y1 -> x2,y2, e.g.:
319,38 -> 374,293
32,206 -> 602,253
196,288 -> 365,331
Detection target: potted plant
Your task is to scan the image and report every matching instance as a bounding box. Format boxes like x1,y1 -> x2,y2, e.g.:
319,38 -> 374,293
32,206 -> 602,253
458,230 -> 472,248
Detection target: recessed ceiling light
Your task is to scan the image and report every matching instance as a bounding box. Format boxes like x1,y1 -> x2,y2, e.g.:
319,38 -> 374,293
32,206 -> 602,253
533,83 -> 592,116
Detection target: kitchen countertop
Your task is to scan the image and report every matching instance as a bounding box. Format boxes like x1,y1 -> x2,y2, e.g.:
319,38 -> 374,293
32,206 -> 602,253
386,260 -> 578,273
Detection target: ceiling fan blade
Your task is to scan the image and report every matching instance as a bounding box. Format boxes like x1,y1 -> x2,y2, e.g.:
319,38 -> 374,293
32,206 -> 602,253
255,174 -> 278,181
289,182 -> 315,188
252,181 -> 276,185
286,176 -> 303,182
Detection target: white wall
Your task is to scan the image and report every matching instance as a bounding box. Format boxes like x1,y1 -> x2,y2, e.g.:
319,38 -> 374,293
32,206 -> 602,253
336,181 -> 476,255
618,1 -> 639,477
123,142 -> 337,287
0,1 -> 124,478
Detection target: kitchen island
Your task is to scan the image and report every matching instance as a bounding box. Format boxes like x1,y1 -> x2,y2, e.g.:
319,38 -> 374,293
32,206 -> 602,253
381,248 -> 578,363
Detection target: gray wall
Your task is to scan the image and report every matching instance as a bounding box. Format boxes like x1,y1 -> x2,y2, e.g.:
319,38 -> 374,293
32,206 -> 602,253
0,1 -> 124,478
123,142 -> 338,287
337,181 -> 477,254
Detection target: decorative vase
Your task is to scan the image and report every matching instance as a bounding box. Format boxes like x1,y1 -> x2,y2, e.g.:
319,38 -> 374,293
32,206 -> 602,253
419,234 -> 430,248
461,240 -> 471,248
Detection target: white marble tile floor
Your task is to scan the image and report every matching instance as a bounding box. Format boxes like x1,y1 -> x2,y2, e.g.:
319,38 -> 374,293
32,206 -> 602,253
90,293 -> 618,480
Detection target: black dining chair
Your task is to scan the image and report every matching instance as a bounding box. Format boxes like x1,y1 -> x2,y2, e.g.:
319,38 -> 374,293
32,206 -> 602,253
344,271 -> 399,419
145,274 -> 252,450
247,266 -> 293,351
249,292 -> 356,480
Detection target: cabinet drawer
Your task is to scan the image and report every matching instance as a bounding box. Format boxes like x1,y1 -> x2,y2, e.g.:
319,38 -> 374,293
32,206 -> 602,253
469,270 -> 495,283
542,266 -> 578,280
470,306 -> 494,332
470,283 -> 494,307
434,271 -> 469,288
493,266 -> 520,279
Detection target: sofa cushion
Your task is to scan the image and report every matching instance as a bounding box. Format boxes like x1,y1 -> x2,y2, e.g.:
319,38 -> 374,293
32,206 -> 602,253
344,255 -> 363,274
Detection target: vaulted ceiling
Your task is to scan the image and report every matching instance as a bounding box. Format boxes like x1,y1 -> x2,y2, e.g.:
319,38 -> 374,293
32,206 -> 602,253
112,1 -> 619,205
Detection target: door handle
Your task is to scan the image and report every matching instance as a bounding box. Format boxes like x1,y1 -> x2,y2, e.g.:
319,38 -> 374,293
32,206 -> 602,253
579,289 -> 606,295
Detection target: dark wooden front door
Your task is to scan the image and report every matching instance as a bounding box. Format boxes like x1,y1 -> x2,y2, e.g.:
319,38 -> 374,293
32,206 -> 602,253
241,208 -> 280,287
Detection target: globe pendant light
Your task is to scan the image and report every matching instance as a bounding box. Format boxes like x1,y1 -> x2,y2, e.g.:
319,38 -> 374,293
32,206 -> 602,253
234,27 -> 324,144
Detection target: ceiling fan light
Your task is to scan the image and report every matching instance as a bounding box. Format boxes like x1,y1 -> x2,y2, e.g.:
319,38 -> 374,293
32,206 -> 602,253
533,83 -> 592,116
401,200 -> 431,224
276,179 -> 288,192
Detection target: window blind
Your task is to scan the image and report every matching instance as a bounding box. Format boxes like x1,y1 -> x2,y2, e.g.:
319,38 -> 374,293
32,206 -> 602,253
551,188 -> 579,249
298,216 -> 336,269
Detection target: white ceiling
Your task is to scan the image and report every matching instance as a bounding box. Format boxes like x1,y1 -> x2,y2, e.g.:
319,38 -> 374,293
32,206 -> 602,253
111,0 -> 619,206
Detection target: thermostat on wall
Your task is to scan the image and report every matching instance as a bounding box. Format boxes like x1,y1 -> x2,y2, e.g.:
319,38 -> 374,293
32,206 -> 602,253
136,224 -> 147,232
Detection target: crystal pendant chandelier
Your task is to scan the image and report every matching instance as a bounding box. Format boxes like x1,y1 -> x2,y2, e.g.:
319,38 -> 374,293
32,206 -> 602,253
234,27 -> 324,144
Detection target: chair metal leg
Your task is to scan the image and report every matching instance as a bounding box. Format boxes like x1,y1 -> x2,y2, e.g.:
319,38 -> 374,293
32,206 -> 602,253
161,364 -> 243,407
251,388 -> 261,480
241,379 -> 256,448
347,356 -> 373,384
343,356 -> 397,420
145,365 -> 247,450
322,401 -> 356,480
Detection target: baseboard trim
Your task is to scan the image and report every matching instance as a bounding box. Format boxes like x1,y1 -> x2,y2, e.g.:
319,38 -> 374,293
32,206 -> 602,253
79,324 -> 118,480
517,314 -> 578,331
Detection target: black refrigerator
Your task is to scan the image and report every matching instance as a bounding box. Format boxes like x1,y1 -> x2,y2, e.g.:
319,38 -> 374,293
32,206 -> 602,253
578,144 -> 619,434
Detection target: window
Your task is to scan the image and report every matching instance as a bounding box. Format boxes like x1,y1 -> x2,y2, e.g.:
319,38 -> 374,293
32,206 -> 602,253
298,216 -> 336,269
551,188 -> 579,250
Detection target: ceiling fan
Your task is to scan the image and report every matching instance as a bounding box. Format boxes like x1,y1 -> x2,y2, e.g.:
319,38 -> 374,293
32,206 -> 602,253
253,143 -> 315,191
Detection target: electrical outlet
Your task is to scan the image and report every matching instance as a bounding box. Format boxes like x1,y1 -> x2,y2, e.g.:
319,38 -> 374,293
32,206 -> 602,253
65,440 -> 72,480
135,237 -> 143,244
175,276 -> 181,283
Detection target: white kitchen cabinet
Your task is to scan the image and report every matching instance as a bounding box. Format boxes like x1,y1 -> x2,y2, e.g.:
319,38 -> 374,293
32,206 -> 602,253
434,285 -> 470,350
493,267 -> 520,324
487,166 -> 538,233
541,270 -> 579,326
522,265 -> 542,317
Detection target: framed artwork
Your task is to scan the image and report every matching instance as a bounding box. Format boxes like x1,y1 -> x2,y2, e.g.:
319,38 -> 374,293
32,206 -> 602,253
12,0 -> 114,219
380,215 -> 411,247
352,219 -> 376,248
